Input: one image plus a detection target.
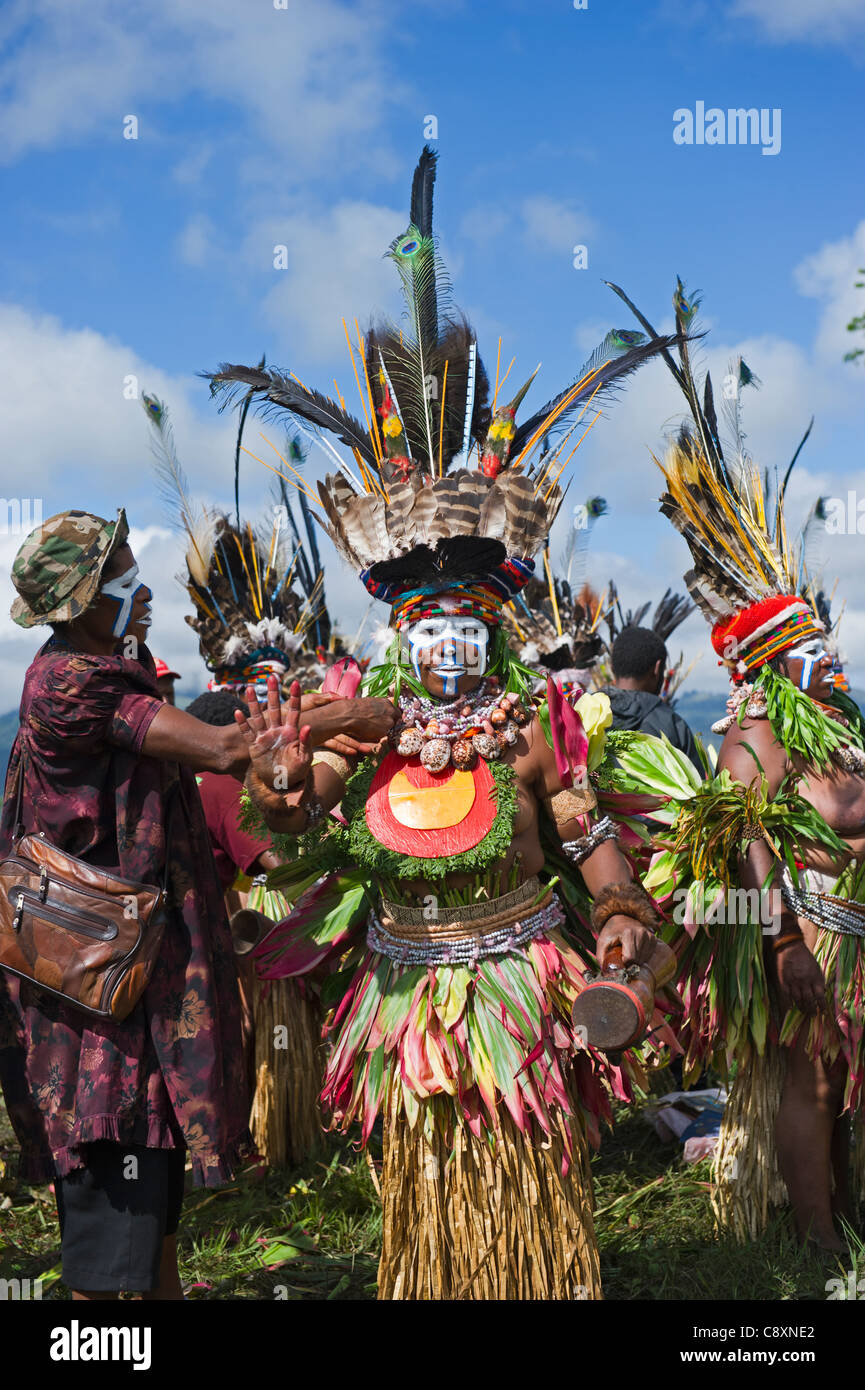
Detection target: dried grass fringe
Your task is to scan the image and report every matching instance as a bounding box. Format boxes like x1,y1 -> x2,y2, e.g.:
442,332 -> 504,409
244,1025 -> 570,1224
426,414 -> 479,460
377,1084 -> 602,1300
711,1042 -> 787,1241
713,1042 -> 865,1237
250,977 -> 324,1167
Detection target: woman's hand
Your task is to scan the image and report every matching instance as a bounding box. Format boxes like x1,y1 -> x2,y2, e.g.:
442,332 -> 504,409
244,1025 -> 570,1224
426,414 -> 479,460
235,677 -> 313,793
773,940 -> 826,1016
596,914 -> 658,969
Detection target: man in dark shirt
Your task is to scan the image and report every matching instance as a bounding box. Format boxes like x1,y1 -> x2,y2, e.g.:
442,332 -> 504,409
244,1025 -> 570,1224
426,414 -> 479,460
604,625 -> 703,774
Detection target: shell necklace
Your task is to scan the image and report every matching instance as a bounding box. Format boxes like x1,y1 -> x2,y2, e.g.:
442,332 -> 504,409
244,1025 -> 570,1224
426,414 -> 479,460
392,677 -> 530,772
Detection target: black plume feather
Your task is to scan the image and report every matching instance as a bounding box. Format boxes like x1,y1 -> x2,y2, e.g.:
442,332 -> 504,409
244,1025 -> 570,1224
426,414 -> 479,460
410,145 -> 437,238
204,364 -> 378,470
366,315 -> 490,474
510,334 -> 678,459
651,588 -> 695,642
368,535 -> 507,589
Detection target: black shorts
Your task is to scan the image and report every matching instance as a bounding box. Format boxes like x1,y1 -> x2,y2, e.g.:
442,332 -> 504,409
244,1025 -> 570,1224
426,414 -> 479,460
54,1141 -> 186,1292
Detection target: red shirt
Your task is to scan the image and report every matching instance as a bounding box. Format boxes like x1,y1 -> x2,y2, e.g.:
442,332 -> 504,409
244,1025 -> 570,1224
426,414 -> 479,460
195,771 -> 271,891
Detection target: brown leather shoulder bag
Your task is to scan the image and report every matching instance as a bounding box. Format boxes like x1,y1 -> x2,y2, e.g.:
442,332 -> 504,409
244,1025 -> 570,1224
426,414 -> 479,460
0,759 -> 176,1022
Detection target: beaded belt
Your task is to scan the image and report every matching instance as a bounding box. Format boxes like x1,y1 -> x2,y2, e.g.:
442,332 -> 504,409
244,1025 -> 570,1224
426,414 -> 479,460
781,881 -> 865,940
368,875 -> 565,966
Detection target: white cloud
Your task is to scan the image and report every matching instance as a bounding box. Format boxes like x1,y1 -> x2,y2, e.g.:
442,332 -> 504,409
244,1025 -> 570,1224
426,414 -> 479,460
0,299 -> 390,712
0,303 -> 237,708
794,218 -> 865,369
519,195 -> 597,253
0,0 -> 402,167
729,0 -> 865,43
171,143 -> 214,187
254,201 -> 405,361
458,197 -> 598,258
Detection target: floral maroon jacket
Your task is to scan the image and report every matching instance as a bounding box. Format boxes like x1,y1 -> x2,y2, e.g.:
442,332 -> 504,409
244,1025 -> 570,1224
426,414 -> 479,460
0,640 -> 250,1187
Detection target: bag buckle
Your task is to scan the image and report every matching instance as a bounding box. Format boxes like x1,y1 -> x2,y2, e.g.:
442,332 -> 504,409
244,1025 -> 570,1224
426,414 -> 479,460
38,866 -> 49,902
13,893 -> 24,933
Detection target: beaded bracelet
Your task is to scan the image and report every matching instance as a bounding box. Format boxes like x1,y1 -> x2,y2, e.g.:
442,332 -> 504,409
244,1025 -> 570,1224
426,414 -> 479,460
560,815 -> 618,866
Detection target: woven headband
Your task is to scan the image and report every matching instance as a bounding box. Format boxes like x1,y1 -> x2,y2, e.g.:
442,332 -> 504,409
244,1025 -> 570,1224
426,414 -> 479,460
742,610 -> 824,671
392,584 -> 504,631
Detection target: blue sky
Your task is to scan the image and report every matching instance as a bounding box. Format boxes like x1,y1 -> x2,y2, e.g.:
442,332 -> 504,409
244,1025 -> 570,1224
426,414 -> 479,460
0,0 -> 863,706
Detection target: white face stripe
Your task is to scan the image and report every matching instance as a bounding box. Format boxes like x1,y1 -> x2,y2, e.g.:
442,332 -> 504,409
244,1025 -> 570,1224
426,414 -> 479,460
785,640 -> 830,690
101,563 -> 148,638
406,616 -> 489,695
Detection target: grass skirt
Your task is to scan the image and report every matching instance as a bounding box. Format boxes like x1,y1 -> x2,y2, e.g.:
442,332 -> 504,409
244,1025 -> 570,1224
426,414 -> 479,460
378,1082 -> 601,1299
321,925 -> 643,1299
711,1042 -> 787,1241
247,882 -> 324,1167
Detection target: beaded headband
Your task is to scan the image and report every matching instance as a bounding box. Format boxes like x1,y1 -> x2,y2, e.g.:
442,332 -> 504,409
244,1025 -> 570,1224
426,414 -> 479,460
741,610 -> 824,671
392,584 -> 504,631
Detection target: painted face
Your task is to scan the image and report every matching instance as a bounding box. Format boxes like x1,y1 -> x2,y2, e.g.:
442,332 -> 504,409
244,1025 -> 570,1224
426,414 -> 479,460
406,615 -> 489,697
100,562 -> 151,639
783,638 -> 834,696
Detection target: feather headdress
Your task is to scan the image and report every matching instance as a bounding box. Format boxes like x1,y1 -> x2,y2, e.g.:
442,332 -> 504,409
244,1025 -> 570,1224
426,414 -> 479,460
504,496 -> 611,674
142,394 -> 340,692
205,147 -> 677,613
607,277 -> 825,678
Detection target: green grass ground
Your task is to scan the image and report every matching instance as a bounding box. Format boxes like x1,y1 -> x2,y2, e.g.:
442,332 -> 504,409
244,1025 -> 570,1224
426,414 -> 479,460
0,1099 -> 859,1300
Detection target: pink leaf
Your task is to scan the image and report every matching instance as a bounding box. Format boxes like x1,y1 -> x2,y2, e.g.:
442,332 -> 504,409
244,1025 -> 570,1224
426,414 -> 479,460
322,656 -> 362,698
546,676 -> 588,789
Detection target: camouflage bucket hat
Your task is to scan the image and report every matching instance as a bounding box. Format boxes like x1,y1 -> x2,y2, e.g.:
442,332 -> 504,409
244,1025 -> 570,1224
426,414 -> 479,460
10,508 -> 130,629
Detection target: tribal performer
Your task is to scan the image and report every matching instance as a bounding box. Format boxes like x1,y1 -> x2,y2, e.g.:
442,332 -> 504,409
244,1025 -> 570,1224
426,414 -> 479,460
206,146 -> 680,1300
607,278 -> 865,1249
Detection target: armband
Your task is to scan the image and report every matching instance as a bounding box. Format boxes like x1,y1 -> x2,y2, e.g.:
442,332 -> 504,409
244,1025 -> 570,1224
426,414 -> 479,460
312,749 -> 351,781
547,785 -> 597,828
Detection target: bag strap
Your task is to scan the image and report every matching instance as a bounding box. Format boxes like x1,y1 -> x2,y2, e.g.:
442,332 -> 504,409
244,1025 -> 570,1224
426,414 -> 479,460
11,745 -> 182,901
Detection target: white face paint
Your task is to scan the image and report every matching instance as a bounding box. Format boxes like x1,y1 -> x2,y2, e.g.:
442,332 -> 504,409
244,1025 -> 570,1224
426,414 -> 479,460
785,638 -> 830,691
101,562 -> 150,638
406,616 -> 489,697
